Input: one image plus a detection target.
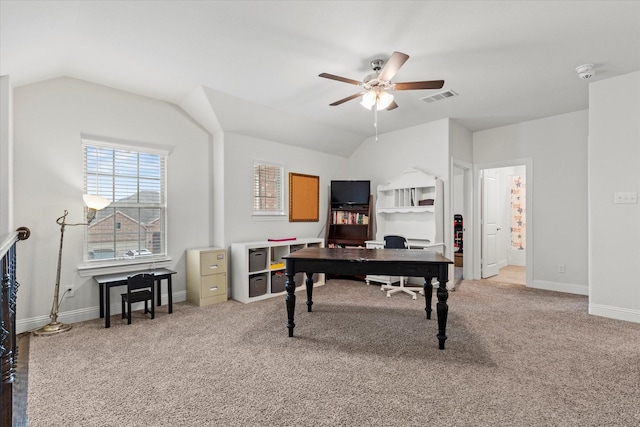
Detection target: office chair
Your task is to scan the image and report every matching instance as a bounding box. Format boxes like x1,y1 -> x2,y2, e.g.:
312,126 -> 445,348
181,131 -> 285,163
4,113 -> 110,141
380,235 -> 424,300
121,273 -> 155,324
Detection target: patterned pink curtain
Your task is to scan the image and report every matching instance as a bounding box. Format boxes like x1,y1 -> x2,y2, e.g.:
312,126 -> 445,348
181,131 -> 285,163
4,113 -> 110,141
510,176 -> 526,250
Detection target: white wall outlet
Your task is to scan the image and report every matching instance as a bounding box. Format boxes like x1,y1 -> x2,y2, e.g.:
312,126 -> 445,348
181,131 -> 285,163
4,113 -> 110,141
65,286 -> 75,297
613,192 -> 638,204
558,264 -> 565,273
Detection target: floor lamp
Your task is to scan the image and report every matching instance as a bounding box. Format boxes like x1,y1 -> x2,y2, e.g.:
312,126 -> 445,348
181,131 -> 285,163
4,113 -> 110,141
33,195 -> 110,336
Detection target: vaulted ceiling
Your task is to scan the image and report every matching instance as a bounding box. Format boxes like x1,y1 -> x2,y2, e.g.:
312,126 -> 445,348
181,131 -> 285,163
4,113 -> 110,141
2,1 -> 639,156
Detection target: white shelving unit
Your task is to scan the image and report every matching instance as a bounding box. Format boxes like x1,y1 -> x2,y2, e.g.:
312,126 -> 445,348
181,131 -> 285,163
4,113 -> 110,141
375,167 -> 444,245
231,237 -> 325,303
367,167 -> 445,286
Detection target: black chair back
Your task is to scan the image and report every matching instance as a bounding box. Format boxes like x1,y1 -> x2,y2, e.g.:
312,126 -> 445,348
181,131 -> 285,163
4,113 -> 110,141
128,273 -> 154,292
383,235 -> 409,249
121,273 -> 155,324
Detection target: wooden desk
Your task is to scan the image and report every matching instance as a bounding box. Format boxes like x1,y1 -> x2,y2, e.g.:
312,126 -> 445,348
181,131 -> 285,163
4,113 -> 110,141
283,247 -> 453,349
93,268 -> 176,328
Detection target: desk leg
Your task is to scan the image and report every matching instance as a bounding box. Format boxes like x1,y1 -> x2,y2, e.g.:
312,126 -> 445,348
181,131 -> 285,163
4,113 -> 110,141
423,278 -> 433,320
156,279 -> 162,307
167,276 -> 173,314
305,273 -> 314,313
105,285 -> 111,328
99,283 -> 105,318
436,278 -> 449,350
285,271 -> 296,337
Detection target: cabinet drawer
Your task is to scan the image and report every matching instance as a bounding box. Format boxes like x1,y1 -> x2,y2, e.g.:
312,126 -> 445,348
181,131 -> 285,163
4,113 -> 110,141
201,274 -> 227,298
200,251 -> 227,275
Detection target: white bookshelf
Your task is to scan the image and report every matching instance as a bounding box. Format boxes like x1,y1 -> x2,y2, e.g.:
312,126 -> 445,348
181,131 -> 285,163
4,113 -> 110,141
367,168 -> 445,286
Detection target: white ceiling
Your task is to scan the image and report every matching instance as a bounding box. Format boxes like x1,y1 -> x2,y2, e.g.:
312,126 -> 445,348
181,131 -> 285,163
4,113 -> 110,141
2,1 -> 640,156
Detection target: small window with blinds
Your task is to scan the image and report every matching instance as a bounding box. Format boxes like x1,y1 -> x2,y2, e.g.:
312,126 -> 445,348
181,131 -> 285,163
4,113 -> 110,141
253,162 -> 284,216
83,140 -> 167,262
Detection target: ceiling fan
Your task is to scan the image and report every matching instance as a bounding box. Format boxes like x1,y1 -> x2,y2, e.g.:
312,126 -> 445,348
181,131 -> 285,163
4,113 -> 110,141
319,51 -> 444,111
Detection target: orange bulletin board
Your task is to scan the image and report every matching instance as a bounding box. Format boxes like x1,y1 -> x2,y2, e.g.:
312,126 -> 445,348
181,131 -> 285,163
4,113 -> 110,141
289,173 -> 319,222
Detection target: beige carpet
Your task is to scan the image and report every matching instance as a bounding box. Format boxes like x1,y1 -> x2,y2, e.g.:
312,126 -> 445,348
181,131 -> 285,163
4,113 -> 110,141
27,279 -> 640,426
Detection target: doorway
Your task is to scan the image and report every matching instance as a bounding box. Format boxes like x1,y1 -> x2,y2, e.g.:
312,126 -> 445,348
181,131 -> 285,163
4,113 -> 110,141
475,159 -> 532,287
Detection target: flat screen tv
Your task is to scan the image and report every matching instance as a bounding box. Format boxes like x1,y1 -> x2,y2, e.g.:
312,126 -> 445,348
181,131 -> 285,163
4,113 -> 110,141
331,180 -> 370,205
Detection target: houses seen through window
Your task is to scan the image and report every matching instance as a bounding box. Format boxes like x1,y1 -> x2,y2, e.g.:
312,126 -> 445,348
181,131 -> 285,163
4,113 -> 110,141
253,162 -> 284,216
83,141 -> 167,261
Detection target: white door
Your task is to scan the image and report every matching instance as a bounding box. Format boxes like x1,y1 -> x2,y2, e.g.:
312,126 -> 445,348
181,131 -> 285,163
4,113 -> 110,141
482,170 -> 499,278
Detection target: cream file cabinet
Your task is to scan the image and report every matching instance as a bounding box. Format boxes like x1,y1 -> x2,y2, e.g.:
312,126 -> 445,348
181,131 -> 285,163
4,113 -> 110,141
186,248 -> 228,306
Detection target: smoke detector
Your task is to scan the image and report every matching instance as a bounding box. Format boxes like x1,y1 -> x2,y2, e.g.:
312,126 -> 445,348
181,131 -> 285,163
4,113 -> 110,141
576,64 -> 595,80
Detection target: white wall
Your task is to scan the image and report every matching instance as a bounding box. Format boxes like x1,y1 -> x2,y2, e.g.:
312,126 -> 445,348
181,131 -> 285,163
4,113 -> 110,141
349,119 -> 449,189
0,75 -> 12,234
223,133 -> 348,245
473,110 -> 589,294
13,77 -> 212,331
450,119 -> 473,164
588,71 -> 640,323
450,119 -> 474,278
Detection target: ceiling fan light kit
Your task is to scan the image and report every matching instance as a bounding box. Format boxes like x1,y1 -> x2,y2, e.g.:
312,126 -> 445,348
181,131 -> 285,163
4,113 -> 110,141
360,90 -> 394,110
319,51 -> 445,111
319,51 -> 445,141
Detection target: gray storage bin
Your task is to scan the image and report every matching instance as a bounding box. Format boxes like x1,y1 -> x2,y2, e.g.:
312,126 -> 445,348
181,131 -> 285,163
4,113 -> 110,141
249,273 -> 267,297
271,271 -> 286,293
248,249 -> 267,272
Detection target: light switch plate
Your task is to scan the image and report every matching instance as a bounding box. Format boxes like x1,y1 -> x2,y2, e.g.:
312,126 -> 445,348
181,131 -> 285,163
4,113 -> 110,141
613,192 -> 638,204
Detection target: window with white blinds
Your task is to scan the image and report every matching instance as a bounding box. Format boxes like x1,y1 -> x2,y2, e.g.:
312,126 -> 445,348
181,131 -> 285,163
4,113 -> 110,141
253,162 -> 284,216
83,141 -> 167,262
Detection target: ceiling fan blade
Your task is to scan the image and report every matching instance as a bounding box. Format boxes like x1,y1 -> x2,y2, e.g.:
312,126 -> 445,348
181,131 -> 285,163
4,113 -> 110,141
378,51 -> 410,82
329,92 -> 364,106
394,80 -> 445,90
386,100 -> 398,111
319,73 -> 362,86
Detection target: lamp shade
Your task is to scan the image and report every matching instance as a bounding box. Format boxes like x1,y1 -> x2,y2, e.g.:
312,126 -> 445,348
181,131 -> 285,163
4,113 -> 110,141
360,91 -> 377,110
376,91 -> 394,110
360,90 -> 394,111
83,194 -> 111,210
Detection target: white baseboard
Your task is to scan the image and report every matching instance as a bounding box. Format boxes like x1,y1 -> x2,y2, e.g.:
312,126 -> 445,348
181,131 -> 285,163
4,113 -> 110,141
530,279 -> 588,296
17,291 -> 187,334
589,304 -> 640,324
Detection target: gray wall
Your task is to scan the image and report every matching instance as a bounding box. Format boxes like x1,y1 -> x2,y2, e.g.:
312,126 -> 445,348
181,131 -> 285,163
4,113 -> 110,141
588,71 -> 640,322
473,110 -> 589,294
13,77 -> 212,330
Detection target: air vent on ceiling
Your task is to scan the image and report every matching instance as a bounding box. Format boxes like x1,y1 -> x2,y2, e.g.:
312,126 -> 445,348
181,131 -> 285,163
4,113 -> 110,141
421,89 -> 458,103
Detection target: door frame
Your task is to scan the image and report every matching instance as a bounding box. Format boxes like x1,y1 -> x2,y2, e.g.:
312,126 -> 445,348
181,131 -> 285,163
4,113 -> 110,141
451,159 -> 473,282
473,158 -> 533,286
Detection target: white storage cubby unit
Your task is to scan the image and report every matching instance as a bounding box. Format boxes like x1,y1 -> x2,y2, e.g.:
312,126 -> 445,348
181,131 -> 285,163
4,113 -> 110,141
367,167 -> 445,286
231,237 -> 325,303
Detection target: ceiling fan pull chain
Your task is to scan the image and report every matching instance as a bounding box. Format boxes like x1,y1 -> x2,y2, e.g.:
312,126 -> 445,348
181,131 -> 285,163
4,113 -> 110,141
374,107 -> 378,142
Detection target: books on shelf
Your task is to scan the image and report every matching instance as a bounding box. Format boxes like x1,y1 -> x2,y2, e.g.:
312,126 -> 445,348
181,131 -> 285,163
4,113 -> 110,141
332,211 -> 369,225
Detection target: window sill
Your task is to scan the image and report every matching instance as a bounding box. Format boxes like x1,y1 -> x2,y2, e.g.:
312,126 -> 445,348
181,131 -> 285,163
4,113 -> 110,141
252,214 -> 287,221
77,257 -> 172,278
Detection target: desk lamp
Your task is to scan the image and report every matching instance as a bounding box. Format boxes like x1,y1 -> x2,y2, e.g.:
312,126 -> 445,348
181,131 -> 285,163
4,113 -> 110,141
33,195 -> 110,336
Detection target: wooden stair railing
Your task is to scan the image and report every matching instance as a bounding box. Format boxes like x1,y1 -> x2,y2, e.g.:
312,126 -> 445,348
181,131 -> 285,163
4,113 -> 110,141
1,226 -> 30,427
